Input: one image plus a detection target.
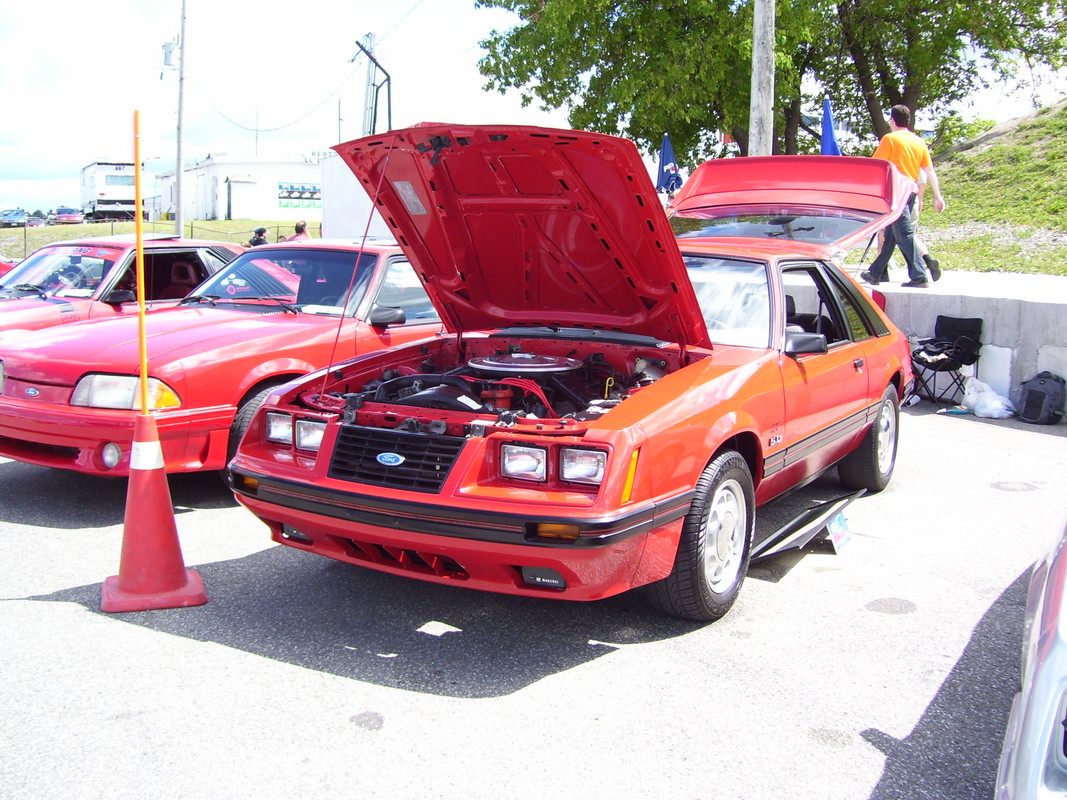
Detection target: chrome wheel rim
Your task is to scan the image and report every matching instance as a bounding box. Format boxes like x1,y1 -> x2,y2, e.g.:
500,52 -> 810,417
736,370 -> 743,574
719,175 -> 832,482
702,478 -> 747,593
876,399 -> 898,475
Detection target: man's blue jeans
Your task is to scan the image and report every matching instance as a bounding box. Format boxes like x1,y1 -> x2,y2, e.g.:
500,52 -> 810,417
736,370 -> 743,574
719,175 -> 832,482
866,194 -> 925,282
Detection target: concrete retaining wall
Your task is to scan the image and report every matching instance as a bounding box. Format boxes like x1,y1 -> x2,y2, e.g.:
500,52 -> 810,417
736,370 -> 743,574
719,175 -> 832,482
865,270 -> 1067,406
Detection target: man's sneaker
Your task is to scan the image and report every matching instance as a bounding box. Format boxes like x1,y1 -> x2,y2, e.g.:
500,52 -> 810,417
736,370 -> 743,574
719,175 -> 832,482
901,278 -> 929,288
924,255 -> 941,281
860,271 -> 880,285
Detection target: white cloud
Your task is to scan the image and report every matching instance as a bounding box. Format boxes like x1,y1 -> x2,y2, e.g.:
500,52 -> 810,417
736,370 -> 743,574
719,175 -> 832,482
0,0 -> 569,211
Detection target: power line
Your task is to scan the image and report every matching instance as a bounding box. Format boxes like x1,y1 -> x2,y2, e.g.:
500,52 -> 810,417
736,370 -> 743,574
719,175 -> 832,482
188,0 -> 427,138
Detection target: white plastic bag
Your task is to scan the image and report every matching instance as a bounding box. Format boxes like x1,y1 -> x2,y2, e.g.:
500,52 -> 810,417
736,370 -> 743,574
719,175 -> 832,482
962,377 -> 1016,419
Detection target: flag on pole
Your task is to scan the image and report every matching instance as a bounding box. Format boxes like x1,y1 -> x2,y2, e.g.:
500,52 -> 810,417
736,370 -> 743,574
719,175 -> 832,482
821,97 -> 842,156
656,133 -> 683,194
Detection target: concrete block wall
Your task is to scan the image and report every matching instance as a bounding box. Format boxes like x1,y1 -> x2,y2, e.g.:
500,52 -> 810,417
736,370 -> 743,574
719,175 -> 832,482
869,271 -> 1067,406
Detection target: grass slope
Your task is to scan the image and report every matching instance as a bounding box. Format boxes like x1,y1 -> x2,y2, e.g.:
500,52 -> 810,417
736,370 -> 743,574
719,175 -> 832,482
918,99 -> 1067,275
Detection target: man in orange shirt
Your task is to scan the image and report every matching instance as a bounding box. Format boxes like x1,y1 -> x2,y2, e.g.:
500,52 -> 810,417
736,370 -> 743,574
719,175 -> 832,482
861,105 -> 946,288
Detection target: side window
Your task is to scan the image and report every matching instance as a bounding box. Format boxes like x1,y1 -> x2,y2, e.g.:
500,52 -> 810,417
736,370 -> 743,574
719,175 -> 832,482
376,260 -> 440,323
781,263 -> 851,346
143,252 -> 209,300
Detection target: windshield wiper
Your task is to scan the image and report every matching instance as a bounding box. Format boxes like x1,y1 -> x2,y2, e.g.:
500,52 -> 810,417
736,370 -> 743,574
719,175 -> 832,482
11,284 -> 48,298
178,294 -> 220,306
204,295 -> 300,314
258,297 -> 299,314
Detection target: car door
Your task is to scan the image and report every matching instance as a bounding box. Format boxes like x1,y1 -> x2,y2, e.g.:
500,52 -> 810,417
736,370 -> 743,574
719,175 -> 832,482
779,260 -> 871,477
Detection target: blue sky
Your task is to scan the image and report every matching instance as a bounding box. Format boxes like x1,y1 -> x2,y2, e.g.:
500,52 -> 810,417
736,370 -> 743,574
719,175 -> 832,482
1,0 -> 1063,212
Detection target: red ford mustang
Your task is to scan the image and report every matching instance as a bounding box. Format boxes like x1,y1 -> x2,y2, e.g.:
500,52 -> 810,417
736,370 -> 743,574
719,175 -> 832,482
0,234 -> 243,336
0,240 -> 441,476
228,124 -> 915,622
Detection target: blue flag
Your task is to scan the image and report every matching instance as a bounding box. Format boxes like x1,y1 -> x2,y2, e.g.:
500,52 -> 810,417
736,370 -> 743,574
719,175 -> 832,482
821,97 -> 842,156
656,133 -> 683,193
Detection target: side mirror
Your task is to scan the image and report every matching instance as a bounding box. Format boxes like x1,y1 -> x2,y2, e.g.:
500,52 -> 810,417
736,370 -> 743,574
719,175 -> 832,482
784,330 -> 828,356
102,289 -> 136,305
367,305 -> 406,328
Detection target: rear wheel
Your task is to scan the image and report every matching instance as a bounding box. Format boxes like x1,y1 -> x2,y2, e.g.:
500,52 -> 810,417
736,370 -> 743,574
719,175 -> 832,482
648,450 -> 755,622
838,384 -> 899,493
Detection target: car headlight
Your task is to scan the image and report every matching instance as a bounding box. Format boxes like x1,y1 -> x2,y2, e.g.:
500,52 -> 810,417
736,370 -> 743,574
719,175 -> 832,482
560,448 -> 607,485
70,374 -> 181,410
295,419 -> 326,451
265,412 -> 293,445
501,443 -> 547,482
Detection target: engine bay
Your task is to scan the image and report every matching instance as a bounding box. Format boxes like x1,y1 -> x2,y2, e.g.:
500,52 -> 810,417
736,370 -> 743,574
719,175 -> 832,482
296,336 -> 687,437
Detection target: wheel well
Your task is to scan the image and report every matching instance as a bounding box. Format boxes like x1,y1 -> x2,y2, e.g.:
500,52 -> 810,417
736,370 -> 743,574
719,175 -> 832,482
713,432 -> 761,487
236,376 -> 299,411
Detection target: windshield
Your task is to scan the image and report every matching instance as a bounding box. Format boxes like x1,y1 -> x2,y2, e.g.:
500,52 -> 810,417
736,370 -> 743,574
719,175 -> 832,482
194,248 -> 378,316
0,245 -> 121,297
684,254 -> 771,348
672,203 -> 878,245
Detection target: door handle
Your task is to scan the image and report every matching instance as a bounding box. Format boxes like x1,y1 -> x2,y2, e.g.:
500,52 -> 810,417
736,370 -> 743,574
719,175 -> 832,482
853,358 -> 865,369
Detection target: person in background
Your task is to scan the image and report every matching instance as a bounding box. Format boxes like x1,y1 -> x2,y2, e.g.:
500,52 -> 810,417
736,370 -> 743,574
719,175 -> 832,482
284,220 -> 310,242
248,227 -> 269,247
861,104 -> 946,289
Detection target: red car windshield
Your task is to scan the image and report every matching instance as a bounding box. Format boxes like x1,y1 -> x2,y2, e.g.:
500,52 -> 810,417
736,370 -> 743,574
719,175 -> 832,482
0,245 -> 122,297
193,248 -> 379,316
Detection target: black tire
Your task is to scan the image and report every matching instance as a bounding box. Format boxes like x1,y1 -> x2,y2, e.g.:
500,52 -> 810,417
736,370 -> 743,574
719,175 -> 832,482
838,384 -> 899,493
221,385 -> 279,483
648,450 -> 755,622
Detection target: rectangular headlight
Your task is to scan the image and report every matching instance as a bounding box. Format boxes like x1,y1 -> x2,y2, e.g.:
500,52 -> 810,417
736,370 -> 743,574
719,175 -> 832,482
294,419 -> 326,451
561,448 -> 607,485
500,443 -> 547,482
70,374 -> 181,409
265,412 -> 293,445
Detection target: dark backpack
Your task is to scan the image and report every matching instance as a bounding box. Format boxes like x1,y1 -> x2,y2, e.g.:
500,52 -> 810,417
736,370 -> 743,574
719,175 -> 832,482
1018,371 -> 1066,425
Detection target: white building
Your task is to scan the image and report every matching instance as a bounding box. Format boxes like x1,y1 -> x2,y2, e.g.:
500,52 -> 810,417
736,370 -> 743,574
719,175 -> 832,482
156,154 -> 326,222
319,151 -> 390,239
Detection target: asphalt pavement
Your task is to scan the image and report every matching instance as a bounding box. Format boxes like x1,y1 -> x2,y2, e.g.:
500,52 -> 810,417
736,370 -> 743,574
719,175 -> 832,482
1,404 -> 1065,800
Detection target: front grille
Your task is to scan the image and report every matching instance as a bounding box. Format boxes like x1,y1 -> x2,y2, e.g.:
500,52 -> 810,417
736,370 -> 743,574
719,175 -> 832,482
328,425 -> 465,493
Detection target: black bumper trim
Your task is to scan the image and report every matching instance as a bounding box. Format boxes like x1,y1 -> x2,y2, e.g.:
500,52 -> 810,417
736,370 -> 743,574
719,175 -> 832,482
231,469 -> 694,549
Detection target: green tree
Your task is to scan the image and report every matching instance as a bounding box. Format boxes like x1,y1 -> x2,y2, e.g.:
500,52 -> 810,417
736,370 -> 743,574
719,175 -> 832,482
476,0 -> 1067,163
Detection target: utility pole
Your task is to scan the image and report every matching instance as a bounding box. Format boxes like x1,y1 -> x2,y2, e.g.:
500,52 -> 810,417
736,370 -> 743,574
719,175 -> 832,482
351,34 -> 392,136
361,33 -> 377,136
748,0 -> 775,156
174,0 -> 187,236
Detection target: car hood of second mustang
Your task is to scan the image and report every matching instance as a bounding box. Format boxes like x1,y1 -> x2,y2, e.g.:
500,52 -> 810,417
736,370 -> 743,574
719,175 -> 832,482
333,123 -> 712,350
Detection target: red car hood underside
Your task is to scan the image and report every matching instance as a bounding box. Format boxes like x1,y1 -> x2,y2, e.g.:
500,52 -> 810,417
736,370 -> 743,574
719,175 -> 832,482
334,124 -> 710,349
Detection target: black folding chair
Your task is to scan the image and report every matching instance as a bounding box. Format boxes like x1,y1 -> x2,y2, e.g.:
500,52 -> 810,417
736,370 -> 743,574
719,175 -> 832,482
910,315 -> 983,403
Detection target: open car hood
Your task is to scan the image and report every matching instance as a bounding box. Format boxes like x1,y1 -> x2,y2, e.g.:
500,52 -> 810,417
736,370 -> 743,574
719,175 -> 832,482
334,124 -> 708,348
668,155 -> 916,252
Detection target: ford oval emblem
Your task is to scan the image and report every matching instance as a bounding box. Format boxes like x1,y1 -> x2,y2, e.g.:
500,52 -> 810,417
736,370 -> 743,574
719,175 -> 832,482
376,452 -> 405,466
25,388 -> 40,397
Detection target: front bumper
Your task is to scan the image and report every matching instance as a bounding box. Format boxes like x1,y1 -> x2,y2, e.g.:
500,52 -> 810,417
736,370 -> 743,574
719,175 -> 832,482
230,467 -> 691,601
0,396 -> 235,475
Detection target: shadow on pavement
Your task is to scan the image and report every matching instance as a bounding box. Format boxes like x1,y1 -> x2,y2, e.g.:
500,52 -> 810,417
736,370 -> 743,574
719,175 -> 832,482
0,460 -> 237,529
861,570 -> 1028,800
29,544 -> 702,699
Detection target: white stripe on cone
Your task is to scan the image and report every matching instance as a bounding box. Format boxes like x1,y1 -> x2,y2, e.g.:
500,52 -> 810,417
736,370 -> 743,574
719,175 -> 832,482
130,438 -> 164,471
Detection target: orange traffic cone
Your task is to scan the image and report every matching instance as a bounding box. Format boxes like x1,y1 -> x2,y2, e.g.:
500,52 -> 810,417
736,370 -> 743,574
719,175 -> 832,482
100,414 -> 207,612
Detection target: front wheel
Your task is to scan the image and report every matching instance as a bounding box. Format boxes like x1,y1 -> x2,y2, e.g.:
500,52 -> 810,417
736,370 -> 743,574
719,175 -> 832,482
648,450 -> 755,622
838,384 -> 899,493
219,385 -> 279,485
